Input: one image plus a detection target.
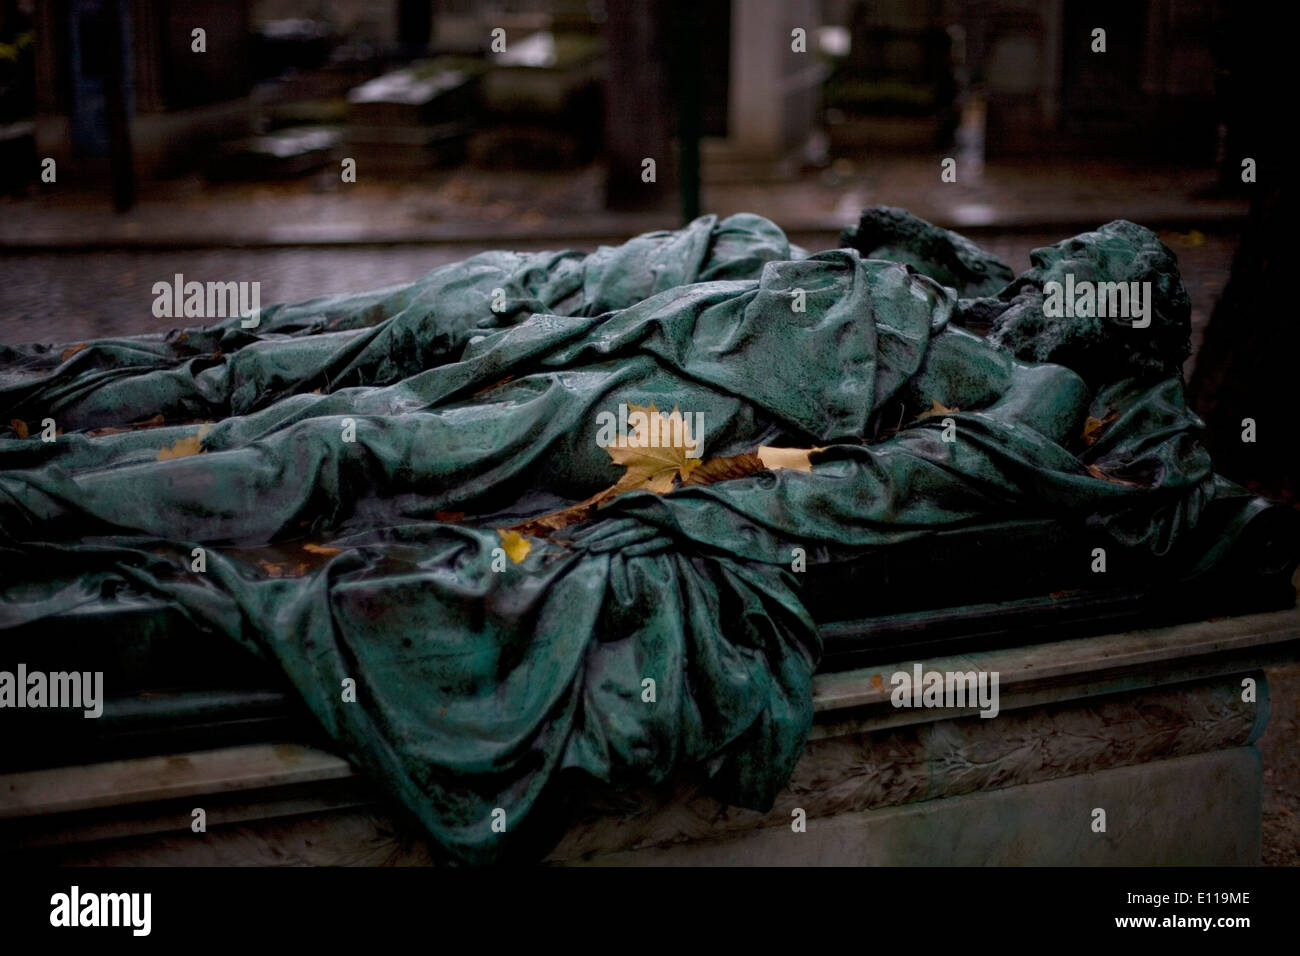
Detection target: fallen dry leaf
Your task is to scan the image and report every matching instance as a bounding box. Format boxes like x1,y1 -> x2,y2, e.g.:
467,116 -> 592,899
302,543 -> 342,556
10,419 -> 28,439
756,445 -> 823,474
605,403 -> 701,492
60,344 -> 87,362
472,376 -> 515,398
257,559 -> 310,578
516,445 -> 824,536
509,483 -> 625,537
1086,463 -> 1142,487
157,423 -> 213,460
682,452 -> 765,486
1082,411 -> 1119,446
497,529 -> 532,564
506,402 -> 822,538
918,398 -> 959,420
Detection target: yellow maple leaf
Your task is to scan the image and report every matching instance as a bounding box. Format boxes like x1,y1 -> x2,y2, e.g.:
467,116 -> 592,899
157,423 -> 212,460
497,529 -> 532,564
605,402 -> 701,493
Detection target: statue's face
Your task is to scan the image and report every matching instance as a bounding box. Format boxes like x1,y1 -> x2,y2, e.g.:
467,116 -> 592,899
1032,236 -> 1102,282
1029,230 -> 1143,286
985,221 -> 1191,386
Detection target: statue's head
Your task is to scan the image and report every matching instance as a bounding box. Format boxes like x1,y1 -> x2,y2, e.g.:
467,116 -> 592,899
979,220 -> 1192,388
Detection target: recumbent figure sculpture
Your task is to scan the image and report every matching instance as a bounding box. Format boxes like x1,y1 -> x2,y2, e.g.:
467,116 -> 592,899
0,208 -> 1272,863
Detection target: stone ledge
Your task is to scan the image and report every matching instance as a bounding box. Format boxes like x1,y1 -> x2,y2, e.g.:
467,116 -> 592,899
1,601 -> 1295,862
563,748 -> 1263,866
543,672 -> 1264,861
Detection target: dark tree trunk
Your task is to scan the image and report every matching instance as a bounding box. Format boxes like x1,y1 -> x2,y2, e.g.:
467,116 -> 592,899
1187,185 -> 1294,500
1186,12 -> 1290,499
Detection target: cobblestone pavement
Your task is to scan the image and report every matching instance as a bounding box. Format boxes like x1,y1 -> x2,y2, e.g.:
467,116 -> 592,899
0,158 -> 1247,247
0,229 -> 1235,378
0,245 -> 494,345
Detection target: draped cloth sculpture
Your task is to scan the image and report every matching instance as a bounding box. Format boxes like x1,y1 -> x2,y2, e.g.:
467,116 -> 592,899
0,209 -> 1226,862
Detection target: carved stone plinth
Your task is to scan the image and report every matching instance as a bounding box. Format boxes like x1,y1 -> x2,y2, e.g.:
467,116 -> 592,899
2,604 -> 1296,865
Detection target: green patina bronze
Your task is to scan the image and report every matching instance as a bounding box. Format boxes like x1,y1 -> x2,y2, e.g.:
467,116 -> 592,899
0,209 -> 1237,862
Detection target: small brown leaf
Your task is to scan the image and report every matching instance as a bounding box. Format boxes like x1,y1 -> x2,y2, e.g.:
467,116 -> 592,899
510,483 -> 623,537
682,452 -> 765,486
684,447 -> 823,483
918,398 -> 959,420
472,376 -> 515,398
1086,463 -> 1142,487
10,419 -> 28,439
302,543 -> 342,556
61,344 -> 87,362
1082,411 -> 1119,446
